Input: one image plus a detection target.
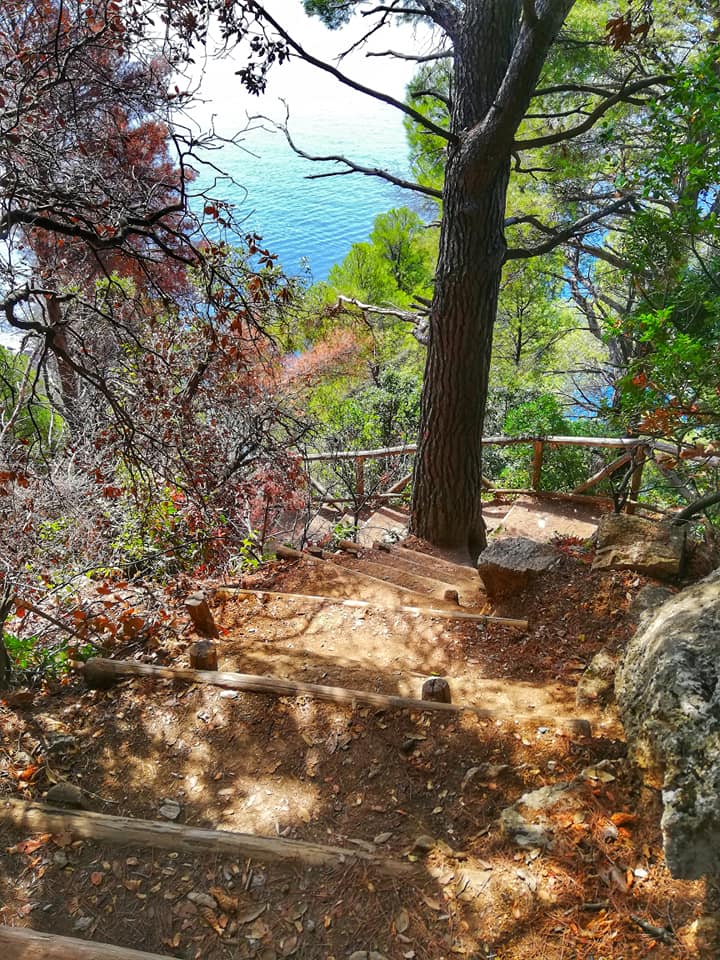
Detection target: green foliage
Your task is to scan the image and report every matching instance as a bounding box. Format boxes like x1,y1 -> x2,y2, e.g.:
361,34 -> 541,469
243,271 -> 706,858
2,631 -> 92,681
498,394 -> 612,492
403,61 -> 450,196
325,206 -> 435,306
302,0 -> 352,28
0,346 -> 60,450
109,489 -> 200,577
228,531 -> 262,574
369,208 -> 432,295
327,242 -> 398,304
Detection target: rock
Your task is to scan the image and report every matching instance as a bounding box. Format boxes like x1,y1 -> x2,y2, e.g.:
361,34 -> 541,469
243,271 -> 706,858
46,782 -> 89,809
499,782 -> 585,850
576,650 -> 618,707
477,537 -> 559,599
159,799 -> 182,821
616,569 -> 720,879
73,916 -> 94,933
421,677 -> 451,703
187,891 -> 218,910
45,734 -> 79,756
592,514 -> 685,580
411,834 -> 436,854
628,584 -> 674,622
686,913 -> 720,956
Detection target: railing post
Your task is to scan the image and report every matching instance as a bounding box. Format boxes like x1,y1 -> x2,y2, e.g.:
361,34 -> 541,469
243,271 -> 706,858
355,456 -> 365,500
626,444 -> 647,514
532,440 -> 544,490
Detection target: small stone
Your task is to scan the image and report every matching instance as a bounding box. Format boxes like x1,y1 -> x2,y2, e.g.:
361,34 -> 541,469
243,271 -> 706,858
187,891 -> 218,910
159,800 -> 181,821
53,850 -> 69,868
73,917 -> 94,932
411,835 -> 436,854
400,738 -> 417,755
45,735 -> 78,755
499,782 -> 586,850
220,690 -> 238,700
46,782 -> 89,809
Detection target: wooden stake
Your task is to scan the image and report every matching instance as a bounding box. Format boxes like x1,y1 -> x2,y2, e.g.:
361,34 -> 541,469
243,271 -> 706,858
0,800 -> 416,877
188,640 -> 218,671
532,440 -> 544,490
626,445 -> 648,516
184,592 -> 219,638
422,677 -> 452,703
0,926 -> 175,960
215,586 -> 528,629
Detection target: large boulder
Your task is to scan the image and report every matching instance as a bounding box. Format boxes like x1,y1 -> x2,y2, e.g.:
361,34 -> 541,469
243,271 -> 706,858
477,537 -> 558,599
592,514 -> 685,580
616,569 -> 720,879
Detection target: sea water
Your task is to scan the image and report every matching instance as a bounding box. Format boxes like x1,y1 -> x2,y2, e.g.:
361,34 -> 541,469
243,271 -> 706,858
198,103 -> 416,281
189,4 -> 427,281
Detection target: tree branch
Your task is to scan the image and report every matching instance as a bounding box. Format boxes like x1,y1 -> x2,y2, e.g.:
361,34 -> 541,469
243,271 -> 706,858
505,196 -> 634,261
366,48 -> 453,62
258,109 -> 443,200
334,295 -> 429,345
515,75 -> 673,150
250,3 -> 455,143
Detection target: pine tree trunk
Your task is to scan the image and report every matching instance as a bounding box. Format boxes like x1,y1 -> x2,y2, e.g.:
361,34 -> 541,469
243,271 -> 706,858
410,0 -> 520,559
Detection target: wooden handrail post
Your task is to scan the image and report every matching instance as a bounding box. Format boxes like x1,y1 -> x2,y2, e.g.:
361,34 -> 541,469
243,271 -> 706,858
626,445 -> 647,515
355,455 -> 366,500
532,440 -> 544,490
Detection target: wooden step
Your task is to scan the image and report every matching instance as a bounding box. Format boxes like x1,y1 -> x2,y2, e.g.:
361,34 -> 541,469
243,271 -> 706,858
371,549 -> 484,603
277,550 -> 460,611
346,557 -> 471,604
2,798 -> 416,877
0,926 -> 175,960
388,544 -> 481,589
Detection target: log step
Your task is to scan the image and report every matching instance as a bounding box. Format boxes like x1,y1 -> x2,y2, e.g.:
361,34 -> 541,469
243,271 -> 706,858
0,925 -> 175,960
1,799 -> 416,877
388,544 -> 481,588
279,551 -> 460,612
345,557 -> 473,605
366,550 -> 484,603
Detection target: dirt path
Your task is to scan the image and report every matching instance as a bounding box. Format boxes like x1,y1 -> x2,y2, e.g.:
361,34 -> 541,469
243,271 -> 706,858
0,542 -> 713,959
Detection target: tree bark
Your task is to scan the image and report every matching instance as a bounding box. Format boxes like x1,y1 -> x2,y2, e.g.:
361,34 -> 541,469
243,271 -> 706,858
410,0 -> 574,559
411,1 -> 520,559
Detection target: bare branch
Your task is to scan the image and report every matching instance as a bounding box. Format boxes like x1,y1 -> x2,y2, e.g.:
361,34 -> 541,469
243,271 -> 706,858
367,48 -> 453,62
505,196 -> 635,261
334,296 -> 429,345
515,75 -> 673,150
250,2 -> 455,143
257,109 -> 443,200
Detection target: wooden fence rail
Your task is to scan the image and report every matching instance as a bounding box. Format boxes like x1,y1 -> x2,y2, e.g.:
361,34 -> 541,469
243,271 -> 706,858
304,435 -> 718,511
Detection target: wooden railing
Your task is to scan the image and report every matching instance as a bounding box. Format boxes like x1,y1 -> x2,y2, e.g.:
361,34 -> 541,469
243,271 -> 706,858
304,436 -> 720,515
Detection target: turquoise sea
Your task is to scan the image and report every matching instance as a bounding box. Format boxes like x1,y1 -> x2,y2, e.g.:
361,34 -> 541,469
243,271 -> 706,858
198,102 -> 419,280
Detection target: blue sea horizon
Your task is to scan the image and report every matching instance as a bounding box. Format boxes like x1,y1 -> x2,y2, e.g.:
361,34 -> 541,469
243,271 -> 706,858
195,104 -> 421,281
